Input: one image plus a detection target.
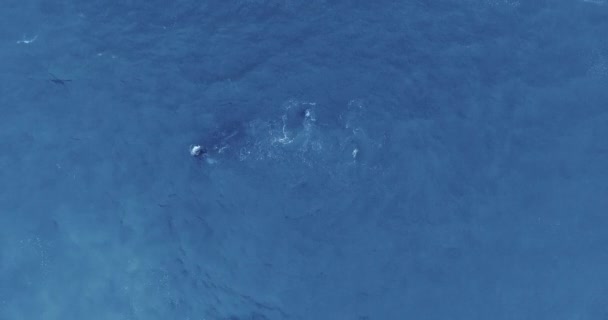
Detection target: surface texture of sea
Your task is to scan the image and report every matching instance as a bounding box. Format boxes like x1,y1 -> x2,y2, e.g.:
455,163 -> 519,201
1,1 -> 608,319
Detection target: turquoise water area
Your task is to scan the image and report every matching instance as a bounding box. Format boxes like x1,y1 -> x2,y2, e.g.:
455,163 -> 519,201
1,1 -> 607,319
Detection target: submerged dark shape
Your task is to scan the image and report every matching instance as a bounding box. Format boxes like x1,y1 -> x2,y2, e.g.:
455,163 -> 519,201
48,73 -> 72,86
201,120 -> 249,157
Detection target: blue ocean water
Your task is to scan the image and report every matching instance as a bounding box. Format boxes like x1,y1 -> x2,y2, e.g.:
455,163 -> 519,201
1,0 -> 608,319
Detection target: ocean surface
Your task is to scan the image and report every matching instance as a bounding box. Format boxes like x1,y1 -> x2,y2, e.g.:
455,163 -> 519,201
1,1 -> 607,319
